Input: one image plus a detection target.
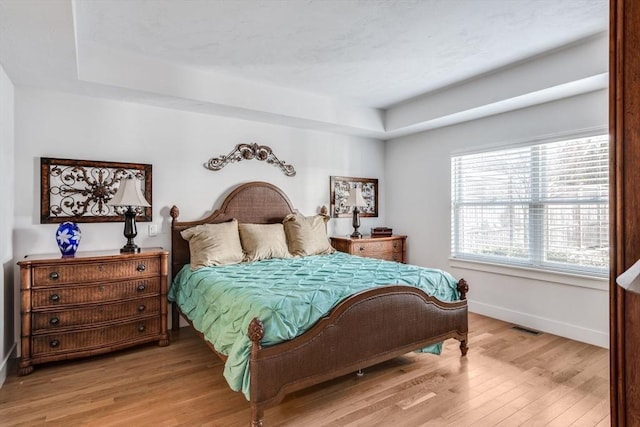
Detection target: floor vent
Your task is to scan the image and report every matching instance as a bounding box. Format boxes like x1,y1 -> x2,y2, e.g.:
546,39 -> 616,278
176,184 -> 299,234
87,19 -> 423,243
512,325 -> 542,335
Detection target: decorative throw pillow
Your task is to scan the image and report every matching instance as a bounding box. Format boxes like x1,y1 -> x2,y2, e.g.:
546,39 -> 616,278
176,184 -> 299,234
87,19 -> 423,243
239,223 -> 291,262
283,213 -> 335,256
180,219 -> 244,270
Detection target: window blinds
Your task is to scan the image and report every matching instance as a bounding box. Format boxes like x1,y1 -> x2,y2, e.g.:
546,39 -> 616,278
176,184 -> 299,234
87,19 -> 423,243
451,135 -> 609,276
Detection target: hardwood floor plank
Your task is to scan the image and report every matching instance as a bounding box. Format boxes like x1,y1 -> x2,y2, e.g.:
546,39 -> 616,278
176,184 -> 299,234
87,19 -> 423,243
594,414 -> 611,427
494,350 -> 609,426
571,399 -> 611,426
0,313 -> 609,426
548,391 -> 610,426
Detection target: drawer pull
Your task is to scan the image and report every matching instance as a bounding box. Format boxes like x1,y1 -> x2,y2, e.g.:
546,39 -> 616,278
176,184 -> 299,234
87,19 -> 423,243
49,294 -> 60,303
393,243 -> 398,248
359,246 -> 365,251
138,324 -> 146,332
50,340 -> 60,348
49,271 -> 60,280
136,283 -> 146,292
138,304 -> 146,312
49,316 -> 60,326
136,264 -> 146,272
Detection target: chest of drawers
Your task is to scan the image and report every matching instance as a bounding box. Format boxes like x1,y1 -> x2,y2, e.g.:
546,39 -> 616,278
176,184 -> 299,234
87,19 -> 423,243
330,235 -> 407,263
18,248 -> 169,375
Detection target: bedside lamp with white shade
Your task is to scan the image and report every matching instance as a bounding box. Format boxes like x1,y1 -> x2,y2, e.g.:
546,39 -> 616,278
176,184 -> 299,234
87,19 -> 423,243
346,186 -> 367,239
108,175 -> 151,253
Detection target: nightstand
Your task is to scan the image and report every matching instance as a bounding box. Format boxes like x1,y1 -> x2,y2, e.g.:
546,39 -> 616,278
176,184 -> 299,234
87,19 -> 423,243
18,248 -> 169,375
330,235 -> 407,263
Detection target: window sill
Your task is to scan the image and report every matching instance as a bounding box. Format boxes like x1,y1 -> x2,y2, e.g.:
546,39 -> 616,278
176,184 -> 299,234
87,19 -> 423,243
448,258 -> 609,291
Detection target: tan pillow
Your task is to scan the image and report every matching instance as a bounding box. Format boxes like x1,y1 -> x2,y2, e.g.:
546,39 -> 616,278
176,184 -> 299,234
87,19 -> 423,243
180,220 -> 244,270
239,223 -> 291,262
283,213 -> 335,256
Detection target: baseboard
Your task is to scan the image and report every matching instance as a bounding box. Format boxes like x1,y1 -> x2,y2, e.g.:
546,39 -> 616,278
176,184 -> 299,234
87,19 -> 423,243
0,342 -> 17,389
468,299 -> 609,349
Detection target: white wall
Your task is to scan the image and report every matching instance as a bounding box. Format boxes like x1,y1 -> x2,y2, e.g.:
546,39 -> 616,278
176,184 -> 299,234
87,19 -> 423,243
0,63 -> 15,387
385,90 -> 609,348
12,87 -> 387,338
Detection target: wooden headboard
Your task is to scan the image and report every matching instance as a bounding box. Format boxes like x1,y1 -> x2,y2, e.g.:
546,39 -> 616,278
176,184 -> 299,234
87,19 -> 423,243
170,181 -> 298,279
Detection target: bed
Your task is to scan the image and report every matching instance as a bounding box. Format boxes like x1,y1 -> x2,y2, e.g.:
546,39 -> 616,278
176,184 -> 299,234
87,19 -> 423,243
169,181 -> 468,426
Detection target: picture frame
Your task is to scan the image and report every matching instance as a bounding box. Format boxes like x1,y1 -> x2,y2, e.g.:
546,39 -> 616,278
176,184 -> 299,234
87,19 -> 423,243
330,176 -> 378,218
40,157 -> 152,224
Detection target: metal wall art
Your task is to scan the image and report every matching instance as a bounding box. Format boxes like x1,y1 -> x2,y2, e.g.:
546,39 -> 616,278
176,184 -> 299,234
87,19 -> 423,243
40,158 -> 152,224
330,176 -> 378,218
204,143 -> 296,177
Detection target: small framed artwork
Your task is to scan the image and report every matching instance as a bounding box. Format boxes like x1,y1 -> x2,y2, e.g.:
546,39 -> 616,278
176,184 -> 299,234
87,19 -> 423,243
40,157 -> 152,224
330,176 -> 378,218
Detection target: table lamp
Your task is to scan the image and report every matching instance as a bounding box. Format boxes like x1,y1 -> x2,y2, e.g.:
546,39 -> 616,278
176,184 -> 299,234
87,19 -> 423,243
346,186 -> 367,238
108,175 -> 151,253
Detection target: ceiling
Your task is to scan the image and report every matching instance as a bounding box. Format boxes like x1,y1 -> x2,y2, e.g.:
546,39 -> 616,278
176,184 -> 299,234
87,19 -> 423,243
0,0 -> 609,138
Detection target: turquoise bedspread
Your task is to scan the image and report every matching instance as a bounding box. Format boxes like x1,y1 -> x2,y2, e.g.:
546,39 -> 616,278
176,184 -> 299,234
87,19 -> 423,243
168,251 -> 461,399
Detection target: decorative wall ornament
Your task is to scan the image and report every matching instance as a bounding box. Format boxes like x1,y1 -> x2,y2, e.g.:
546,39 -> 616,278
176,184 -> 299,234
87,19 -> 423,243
204,143 -> 296,176
330,176 -> 378,218
40,158 -> 152,224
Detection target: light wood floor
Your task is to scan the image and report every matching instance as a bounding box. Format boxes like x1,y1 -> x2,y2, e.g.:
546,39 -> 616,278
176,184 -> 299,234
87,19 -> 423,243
0,313 -> 610,426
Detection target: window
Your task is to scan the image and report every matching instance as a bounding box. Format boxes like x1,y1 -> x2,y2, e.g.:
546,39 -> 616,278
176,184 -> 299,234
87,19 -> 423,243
451,134 -> 609,276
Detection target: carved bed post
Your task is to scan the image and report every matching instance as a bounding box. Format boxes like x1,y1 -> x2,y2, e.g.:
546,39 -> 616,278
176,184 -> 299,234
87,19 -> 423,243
248,318 -> 265,427
457,278 -> 469,356
170,205 -> 180,221
170,206 -> 180,331
457,278 -> 469,300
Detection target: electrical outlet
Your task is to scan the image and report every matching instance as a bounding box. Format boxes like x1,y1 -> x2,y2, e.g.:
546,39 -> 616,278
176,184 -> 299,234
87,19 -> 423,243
148,224 -> 158,236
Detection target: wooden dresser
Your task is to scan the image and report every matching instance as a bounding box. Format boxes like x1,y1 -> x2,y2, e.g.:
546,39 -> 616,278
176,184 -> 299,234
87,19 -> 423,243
330,235 -> 407,263
18,248 -> 169,375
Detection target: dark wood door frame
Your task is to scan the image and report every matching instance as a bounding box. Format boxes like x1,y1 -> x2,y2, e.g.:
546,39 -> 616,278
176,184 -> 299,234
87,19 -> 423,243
610,0 -> 640,425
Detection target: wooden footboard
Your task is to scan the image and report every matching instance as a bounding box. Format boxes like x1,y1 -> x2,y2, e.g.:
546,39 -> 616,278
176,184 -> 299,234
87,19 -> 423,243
247,282 -> 469,426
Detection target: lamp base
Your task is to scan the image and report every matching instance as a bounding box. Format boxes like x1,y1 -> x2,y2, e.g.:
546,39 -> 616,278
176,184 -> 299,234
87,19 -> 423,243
120,206 -> 141,253
120,243 -> 141,253
351,206 -> 362,239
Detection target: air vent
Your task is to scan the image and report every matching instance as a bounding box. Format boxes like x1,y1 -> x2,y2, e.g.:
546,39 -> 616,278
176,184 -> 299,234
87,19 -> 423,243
512,325 -> 542,335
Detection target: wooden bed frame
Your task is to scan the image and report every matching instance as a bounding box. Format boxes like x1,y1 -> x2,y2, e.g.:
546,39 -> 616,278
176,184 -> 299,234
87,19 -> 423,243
170,181 -> 469,426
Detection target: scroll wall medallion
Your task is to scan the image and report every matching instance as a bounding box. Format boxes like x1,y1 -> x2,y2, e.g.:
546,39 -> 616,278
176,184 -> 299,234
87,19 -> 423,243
40,158 -> 152,224
204,143 -> 296,176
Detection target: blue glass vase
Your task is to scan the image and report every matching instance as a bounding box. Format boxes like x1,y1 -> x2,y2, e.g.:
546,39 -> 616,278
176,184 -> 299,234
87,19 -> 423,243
56,222 -> 81,257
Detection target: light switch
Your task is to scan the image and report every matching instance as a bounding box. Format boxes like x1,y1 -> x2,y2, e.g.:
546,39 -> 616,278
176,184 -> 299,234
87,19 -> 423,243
148,224 -> 159,236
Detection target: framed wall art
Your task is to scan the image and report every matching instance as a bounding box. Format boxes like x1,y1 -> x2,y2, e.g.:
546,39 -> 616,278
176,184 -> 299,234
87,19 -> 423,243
329,176 -> 378,218
40,157 -> 152,224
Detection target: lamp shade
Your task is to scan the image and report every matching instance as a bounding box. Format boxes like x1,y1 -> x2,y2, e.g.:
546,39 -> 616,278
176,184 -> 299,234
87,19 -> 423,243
346,187 -> 367,208
617,258 -> 640,294
108,176 -> 151,208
